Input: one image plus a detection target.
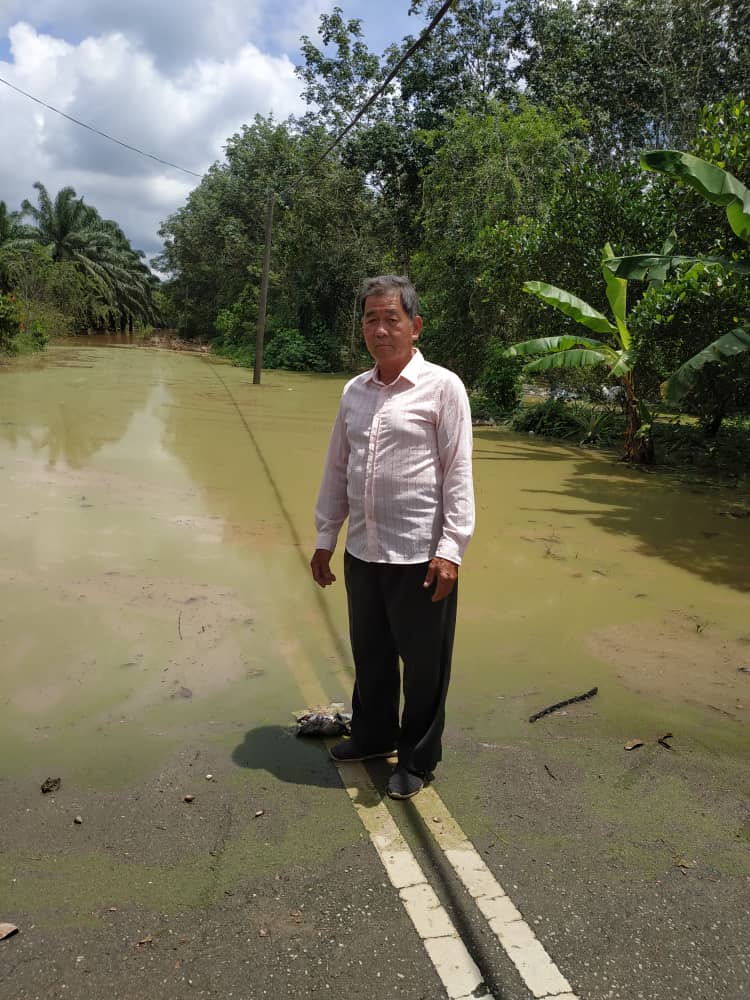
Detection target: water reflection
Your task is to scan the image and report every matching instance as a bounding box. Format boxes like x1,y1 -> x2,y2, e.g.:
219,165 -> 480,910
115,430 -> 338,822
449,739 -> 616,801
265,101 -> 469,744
0,345 -> 152,468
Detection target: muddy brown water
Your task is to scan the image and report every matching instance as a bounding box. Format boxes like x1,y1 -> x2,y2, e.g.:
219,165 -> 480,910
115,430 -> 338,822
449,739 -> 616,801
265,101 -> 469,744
1,344 -> 748,791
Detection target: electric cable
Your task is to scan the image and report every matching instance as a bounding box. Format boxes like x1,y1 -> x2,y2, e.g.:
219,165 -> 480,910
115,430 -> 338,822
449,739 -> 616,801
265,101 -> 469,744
0,74 -> 202,178
286,0 -> 456,196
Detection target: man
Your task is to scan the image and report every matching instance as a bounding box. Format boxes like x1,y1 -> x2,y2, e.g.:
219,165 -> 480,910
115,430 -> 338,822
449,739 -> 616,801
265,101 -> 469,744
310,275 -> 475,800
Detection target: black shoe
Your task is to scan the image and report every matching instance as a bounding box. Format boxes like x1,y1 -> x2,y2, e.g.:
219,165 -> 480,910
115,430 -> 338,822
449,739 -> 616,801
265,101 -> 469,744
387,765 -> 428,800
329,740 -> 397,763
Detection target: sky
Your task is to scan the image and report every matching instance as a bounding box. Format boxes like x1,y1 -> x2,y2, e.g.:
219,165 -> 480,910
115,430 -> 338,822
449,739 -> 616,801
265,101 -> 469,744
0,1 -> 427,260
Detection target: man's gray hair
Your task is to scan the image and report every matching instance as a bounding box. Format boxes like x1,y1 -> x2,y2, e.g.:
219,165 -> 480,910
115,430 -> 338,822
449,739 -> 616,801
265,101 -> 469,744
359,275 -> 420,321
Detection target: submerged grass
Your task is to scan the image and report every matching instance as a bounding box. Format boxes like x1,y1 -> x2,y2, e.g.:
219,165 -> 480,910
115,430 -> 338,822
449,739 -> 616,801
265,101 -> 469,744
509,399 -> 750,482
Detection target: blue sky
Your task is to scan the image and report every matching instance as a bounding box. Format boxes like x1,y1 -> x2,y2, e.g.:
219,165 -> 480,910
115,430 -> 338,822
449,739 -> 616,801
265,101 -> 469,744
0,1 -> 427,257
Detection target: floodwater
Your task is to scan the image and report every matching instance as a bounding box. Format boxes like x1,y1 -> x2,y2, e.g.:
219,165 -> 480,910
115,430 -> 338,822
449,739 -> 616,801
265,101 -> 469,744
1,344 -> 748,789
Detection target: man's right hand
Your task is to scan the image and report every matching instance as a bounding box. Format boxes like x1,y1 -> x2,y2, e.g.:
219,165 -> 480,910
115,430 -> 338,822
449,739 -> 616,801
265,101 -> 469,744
310,549 -> 336,588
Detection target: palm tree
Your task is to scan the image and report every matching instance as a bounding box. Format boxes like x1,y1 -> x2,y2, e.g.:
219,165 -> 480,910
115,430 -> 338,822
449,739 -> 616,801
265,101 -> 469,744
18,182 -> 159,332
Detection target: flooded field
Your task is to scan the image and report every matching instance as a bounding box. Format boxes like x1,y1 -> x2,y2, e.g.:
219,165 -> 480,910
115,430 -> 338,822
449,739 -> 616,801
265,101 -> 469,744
1,344 -> 748,786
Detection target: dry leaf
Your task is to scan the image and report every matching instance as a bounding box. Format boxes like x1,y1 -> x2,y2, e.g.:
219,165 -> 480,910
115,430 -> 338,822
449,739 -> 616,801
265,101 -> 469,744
624,739 -> 644,751
41,777 -> 61,794
137,936 -> 153,948
657,732 -> 674,749
0,923 -> 19,940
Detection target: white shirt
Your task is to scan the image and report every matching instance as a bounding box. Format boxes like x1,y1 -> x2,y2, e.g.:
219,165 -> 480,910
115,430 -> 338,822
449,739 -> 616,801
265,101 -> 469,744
315,349 -> 475,564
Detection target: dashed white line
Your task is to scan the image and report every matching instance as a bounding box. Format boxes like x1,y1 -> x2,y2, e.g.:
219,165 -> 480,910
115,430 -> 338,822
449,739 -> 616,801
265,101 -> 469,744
280,636 -> 579,999
413,787 -> 579,1000
336,759 -> 493,1000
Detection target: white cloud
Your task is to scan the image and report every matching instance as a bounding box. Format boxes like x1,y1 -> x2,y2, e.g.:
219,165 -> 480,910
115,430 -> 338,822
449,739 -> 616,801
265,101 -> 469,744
0,20 -> 306,258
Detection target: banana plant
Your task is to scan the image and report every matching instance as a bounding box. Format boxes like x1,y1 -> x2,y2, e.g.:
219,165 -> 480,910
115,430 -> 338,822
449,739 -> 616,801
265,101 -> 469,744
605,151 -> 750,401
504,244 -> 654,463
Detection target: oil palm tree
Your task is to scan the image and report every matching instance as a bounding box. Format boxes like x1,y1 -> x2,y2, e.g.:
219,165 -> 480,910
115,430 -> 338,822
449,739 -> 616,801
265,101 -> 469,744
19,182 -> 159,331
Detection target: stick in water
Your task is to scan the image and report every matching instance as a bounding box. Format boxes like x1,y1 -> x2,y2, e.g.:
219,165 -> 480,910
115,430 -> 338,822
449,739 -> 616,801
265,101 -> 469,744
529,686 -> 598,723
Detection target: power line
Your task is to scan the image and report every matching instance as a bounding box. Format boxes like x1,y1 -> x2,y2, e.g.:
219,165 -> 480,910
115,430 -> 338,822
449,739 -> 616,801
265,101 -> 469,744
0,74 -> 202,178
288,0 -> 456,194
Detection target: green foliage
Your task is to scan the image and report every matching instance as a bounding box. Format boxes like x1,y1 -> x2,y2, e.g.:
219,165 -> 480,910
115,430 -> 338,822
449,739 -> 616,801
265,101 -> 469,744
608,115 -> 750,411
511,398 -> 624,447
0,291 -> 21,352
631,264 -> 750,430
416,98 -> 585,382
478,342 -> 524,414
264,328 -> 324,372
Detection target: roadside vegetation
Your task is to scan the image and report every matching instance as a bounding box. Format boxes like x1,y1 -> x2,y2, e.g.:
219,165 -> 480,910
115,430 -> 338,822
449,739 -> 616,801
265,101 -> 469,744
0,183 -> 160,357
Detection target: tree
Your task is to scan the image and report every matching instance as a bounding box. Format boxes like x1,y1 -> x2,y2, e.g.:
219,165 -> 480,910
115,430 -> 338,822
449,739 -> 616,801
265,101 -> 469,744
415,99 -> 585,382
606,150 -> 750,402
18,182 -> 158,332
504,244 -> 655,463
504,0 -> 749,155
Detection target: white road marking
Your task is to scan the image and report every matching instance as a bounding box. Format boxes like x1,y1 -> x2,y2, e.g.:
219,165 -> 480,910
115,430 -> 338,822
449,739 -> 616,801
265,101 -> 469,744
336,759 -> 493,1000
414,787 -> 579,1000
279,640 -> 579,998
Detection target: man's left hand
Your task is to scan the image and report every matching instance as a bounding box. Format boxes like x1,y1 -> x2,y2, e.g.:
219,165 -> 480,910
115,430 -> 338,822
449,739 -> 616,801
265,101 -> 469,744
423,557 -> 459,602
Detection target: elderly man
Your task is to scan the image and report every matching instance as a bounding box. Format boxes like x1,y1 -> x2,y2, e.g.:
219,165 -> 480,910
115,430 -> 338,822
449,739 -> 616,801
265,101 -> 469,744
310,275 -> 474,799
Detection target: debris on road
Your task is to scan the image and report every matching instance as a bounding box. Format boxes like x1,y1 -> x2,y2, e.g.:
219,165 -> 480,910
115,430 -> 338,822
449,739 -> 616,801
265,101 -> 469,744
544,764 -> 559,780
73,815 -> 83,824
528,686 -> 598,723
137,935 -> 153,948
254,809 -> 265,818
624,739 -> 644,751
0,924 -> 19,940
673,857 -> 698,871
183,795 -> 194,803
40,777 -> 61,794
657,732 -> 674,749
294,704 -> 352,738
258,927 -> 269,938
738,666 -> 750,674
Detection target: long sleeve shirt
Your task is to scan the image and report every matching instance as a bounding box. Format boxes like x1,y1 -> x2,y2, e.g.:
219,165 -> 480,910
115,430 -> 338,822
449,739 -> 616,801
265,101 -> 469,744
314,349 -> 475,565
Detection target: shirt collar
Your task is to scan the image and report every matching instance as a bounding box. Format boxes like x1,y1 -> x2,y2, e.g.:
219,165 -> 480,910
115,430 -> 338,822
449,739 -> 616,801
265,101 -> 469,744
367,348 -> 425,387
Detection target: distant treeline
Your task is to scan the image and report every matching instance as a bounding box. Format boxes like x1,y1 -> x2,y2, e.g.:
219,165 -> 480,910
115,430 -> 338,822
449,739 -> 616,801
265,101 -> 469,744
0,183 -> 160,355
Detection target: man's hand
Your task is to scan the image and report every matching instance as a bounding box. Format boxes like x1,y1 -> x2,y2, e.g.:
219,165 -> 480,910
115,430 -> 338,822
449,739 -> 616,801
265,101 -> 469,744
423,557 -> 458,602
310,548 -> 336,588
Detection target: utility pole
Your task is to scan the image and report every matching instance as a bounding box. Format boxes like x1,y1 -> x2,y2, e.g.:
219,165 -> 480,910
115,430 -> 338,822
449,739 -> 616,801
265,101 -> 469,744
253,191 -> 275,385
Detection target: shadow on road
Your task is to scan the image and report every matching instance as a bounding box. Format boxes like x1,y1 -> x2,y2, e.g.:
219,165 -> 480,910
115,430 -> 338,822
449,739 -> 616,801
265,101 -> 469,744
231,724 -> 341,789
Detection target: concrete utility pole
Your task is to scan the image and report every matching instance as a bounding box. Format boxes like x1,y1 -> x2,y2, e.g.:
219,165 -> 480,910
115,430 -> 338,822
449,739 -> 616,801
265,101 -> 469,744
253,191 -> 275,385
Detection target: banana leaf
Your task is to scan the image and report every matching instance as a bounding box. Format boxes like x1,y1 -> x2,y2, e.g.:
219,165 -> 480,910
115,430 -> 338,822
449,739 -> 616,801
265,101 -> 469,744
601,242 -> 630,347
642,151 -> 750,243
603,254 -> 750,283
662,325 -> 750,401
522,349 -> 612,372
609,352 -> 635,377
503,334 -> 607,357
523,280 -> 617,335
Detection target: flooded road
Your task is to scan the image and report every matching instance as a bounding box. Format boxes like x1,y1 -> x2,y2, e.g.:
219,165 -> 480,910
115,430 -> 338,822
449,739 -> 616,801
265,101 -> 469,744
2,345 -> 749,1000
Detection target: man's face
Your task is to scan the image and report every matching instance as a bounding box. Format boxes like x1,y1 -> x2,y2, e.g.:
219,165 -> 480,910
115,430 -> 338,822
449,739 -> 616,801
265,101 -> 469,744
362,292 -> 422,372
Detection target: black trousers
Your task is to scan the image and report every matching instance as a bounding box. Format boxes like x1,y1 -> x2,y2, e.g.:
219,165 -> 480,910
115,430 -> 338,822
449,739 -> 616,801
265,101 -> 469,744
343,551 -> 458,774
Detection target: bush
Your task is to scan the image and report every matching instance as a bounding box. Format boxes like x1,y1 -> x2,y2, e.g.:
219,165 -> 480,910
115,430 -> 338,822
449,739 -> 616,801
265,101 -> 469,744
511,398 -> 624,446
479,343 -> 524,415
0,293 -> 21,353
